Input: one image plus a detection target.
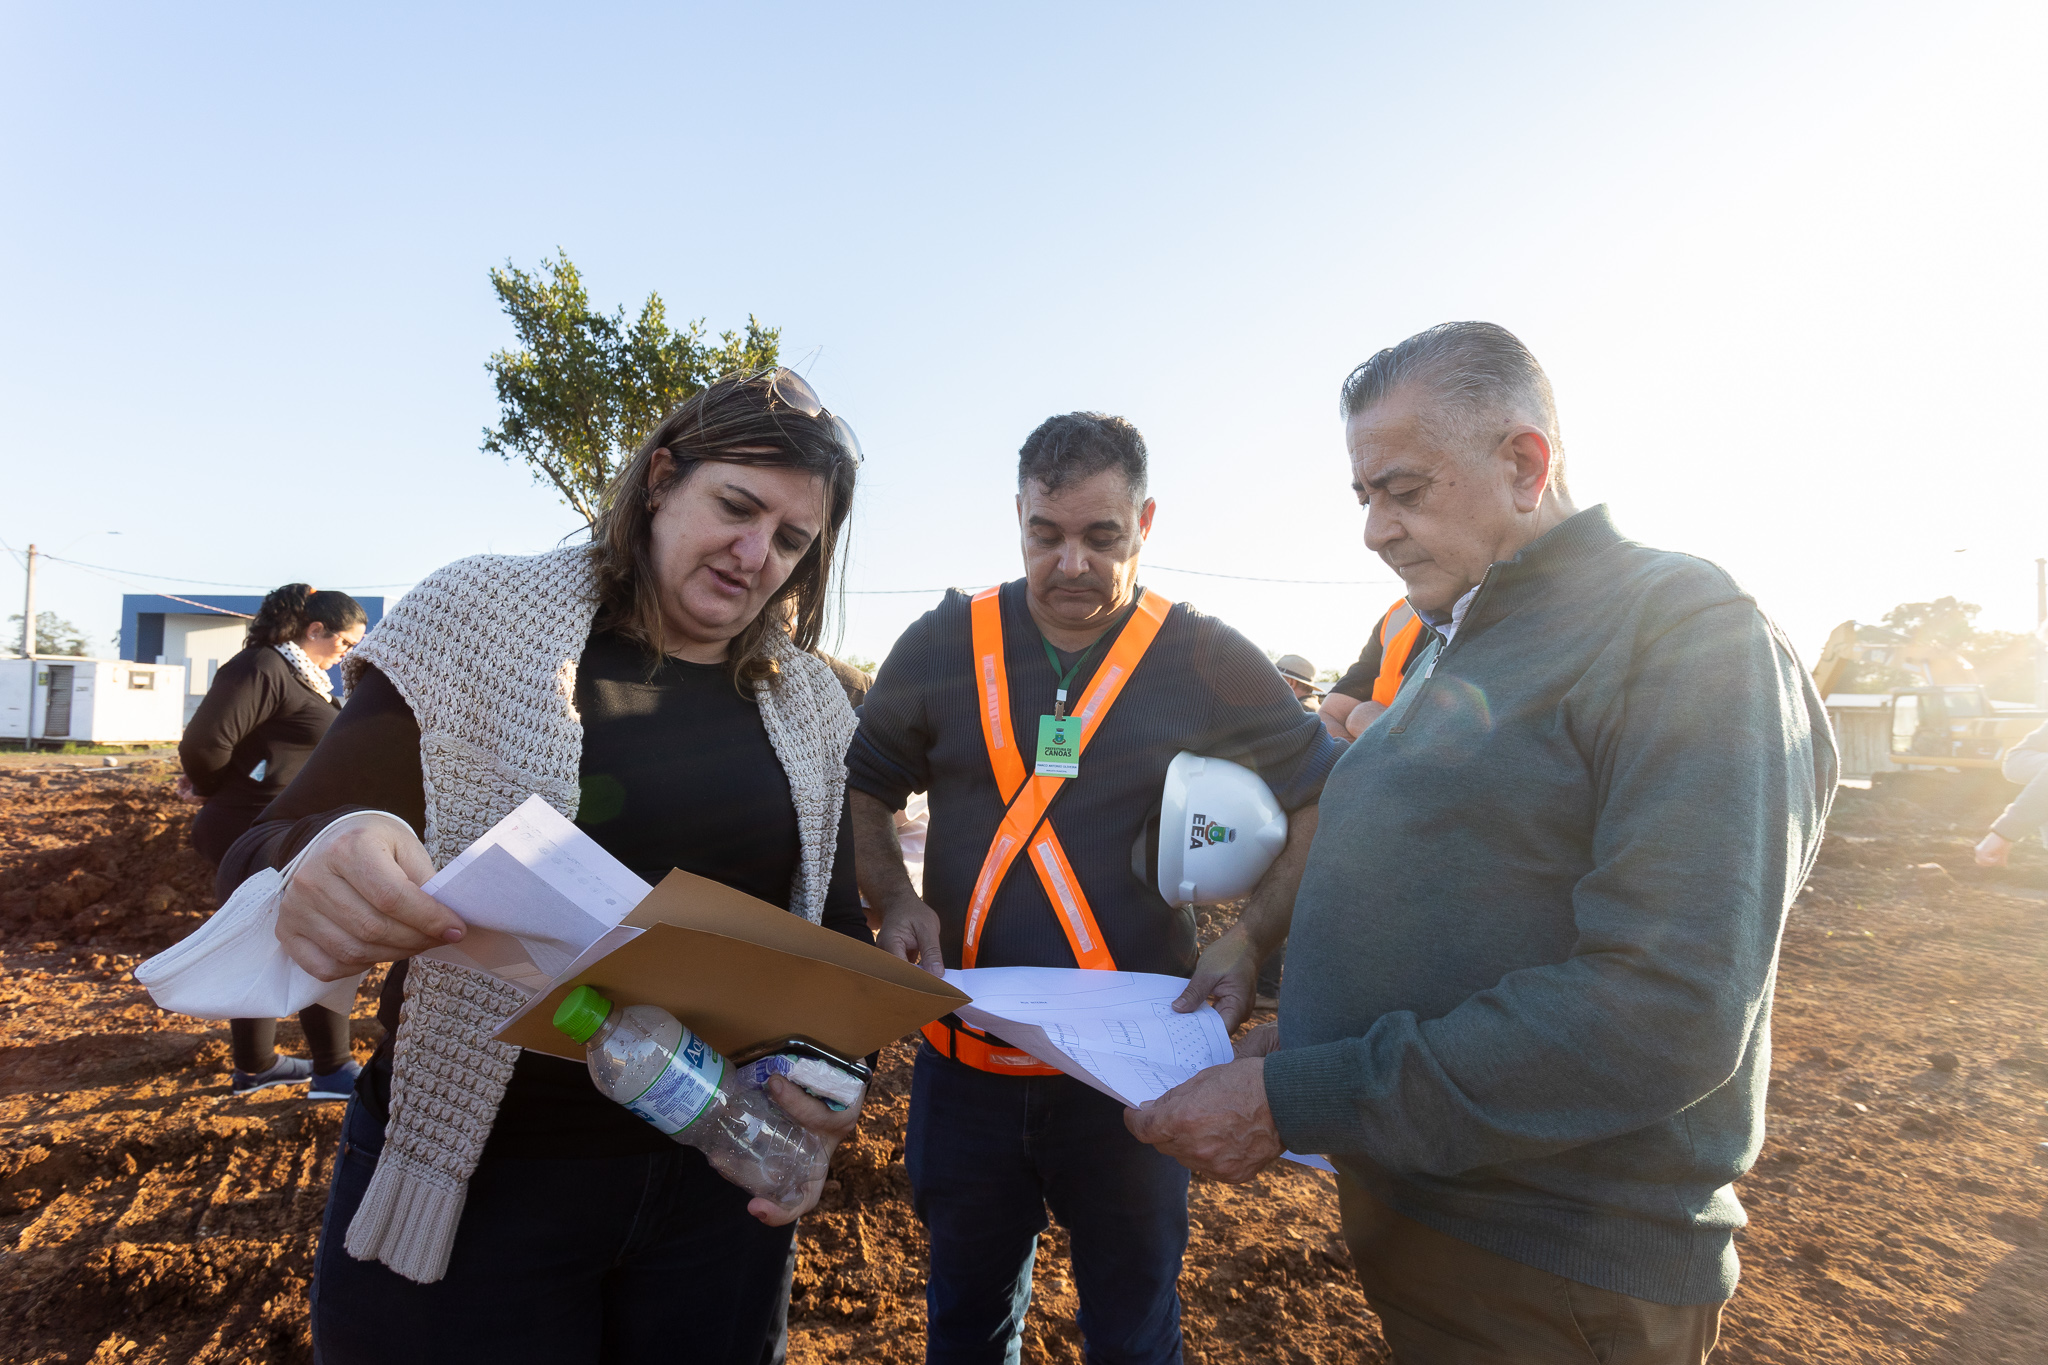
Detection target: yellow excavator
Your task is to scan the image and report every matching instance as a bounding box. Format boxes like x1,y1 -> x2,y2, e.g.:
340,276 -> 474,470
1812,621 -> 2046,774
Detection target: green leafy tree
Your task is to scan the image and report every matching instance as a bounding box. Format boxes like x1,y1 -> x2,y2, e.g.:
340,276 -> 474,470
1852,597 -> 2039,700
481,250 -> 780,524
6,611 -> 89,656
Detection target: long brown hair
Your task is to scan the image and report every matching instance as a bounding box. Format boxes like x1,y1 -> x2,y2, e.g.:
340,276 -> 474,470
589,371 -> 859,688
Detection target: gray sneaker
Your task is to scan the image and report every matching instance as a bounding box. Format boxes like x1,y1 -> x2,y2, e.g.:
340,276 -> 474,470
309,1061 -> 362,1101
232,1055 -> 314,1095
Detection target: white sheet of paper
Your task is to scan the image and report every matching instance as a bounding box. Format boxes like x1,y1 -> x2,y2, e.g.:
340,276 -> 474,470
419,795 -> 649,994
947,965 -> 1337,1173
947,966 -> 1232,1106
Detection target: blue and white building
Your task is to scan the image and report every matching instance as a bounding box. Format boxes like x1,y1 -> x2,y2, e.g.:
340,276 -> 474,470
120,593 -> 385,725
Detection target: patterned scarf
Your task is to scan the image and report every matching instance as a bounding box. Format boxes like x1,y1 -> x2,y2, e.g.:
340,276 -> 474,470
275,640 -> 335,701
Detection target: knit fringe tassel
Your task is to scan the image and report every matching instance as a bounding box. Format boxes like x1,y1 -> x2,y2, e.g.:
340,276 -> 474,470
345,1150 -> 470,1283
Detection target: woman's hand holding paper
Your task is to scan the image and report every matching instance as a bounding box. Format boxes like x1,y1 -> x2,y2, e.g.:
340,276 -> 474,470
276,819 -> 468,980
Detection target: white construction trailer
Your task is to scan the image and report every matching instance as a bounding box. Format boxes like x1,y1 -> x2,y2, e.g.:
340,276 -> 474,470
0,657 -> 188,745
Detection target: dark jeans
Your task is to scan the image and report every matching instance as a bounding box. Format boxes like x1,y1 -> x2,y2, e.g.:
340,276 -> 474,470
1256,937 -> 1286,998
906,1044 -> 1189,1365
192,793 -> 269,867
313,1097 -> 796,1365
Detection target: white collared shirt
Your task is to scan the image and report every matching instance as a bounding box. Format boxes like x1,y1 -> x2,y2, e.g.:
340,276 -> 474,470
1429,585 -> 1481,649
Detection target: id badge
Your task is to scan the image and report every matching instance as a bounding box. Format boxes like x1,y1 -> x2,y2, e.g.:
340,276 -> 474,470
1035,714 -> 1082,779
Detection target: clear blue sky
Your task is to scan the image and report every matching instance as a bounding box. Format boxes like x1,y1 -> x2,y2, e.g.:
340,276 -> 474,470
4,2 -> 2043,674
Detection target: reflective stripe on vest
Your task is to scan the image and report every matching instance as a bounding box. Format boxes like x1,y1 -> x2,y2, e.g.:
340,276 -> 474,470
1370,597 -> 1426,706
924,585 -> 1174,1074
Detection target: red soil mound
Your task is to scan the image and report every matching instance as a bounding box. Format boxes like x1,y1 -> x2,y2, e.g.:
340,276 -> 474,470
2,763 -> 2043,1363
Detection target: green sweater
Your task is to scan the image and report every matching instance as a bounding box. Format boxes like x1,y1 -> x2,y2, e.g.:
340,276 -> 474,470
1265,506 -> 1835,1306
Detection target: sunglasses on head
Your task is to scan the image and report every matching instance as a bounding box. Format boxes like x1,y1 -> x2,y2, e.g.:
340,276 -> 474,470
757,367 -> 864,467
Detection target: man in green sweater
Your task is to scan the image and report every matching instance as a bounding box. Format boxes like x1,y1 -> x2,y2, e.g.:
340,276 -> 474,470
1129,322 -> 1835,1363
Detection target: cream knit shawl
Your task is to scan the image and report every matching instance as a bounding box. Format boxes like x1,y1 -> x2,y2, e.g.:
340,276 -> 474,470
335,544 -> 855,1283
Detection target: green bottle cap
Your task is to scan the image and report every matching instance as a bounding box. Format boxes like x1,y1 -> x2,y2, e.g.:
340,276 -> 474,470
552,984 -> 613,1043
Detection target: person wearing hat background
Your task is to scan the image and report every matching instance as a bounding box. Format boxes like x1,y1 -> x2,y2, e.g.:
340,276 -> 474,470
849,411 -> 1343,1365
1273,653 -> 1325,710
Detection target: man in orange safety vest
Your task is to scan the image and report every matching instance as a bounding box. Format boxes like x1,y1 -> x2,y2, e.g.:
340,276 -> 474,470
847,411 -> 1343,1365
1316,596 -> 1430,741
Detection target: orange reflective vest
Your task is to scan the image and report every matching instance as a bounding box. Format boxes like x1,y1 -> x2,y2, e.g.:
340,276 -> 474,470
1370,598 -> 1427,706
921,586 -> 1174,1074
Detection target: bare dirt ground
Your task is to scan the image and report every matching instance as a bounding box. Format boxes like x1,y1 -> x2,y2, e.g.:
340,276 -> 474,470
1,761 -> 2043,1364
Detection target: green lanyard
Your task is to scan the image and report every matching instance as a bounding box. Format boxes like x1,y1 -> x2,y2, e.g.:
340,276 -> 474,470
1040,635 -> 1103,720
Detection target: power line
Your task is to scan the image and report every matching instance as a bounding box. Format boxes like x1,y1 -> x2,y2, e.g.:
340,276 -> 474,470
29,554 -> 252,616
843,563 -> 1392,595
150,592 -> 251,618
1147,562 -> 1392,586
22,547 -> 1387,602
38,554 -> 416,590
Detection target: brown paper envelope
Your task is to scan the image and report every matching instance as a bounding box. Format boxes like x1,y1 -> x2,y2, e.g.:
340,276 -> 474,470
494,867 -> 967,1063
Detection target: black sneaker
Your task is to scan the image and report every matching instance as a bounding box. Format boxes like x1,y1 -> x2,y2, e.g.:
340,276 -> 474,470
232,1055 -> 314,1095
309,1061 -> 362,1101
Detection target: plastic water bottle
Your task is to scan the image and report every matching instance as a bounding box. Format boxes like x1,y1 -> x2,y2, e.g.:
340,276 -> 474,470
552,985 -> 827,1206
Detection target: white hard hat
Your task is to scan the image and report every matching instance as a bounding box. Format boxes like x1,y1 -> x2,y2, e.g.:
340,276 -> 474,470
1149,752 -> 1289,906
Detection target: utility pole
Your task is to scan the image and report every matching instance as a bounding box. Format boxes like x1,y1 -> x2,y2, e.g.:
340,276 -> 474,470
19,543 -> 33,660
20,543 -> 36,752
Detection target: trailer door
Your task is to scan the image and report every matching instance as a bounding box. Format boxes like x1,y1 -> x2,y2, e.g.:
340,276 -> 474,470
41,664 -> 74,738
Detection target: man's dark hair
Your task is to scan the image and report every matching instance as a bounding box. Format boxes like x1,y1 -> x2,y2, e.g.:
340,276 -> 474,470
1017,412 -> 1148,500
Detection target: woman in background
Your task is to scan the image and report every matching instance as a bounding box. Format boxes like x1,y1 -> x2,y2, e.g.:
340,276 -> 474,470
178,583 -> 366,1099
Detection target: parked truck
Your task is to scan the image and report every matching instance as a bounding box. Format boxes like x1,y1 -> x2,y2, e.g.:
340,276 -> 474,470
1886,684 -> 2046,773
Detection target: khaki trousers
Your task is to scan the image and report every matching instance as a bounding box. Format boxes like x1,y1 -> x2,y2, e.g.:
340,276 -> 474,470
1337,1179 -> 1723,1365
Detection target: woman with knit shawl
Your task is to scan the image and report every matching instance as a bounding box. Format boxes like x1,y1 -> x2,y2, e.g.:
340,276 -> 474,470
223,371 -> 866,1363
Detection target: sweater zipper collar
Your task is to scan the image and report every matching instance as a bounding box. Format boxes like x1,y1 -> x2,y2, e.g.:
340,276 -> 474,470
1390,564 -> 1500,734
1385,508 -> 1618,734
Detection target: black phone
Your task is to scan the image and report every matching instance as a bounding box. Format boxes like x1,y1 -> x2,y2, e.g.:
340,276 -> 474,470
730,1035 -> 874,1086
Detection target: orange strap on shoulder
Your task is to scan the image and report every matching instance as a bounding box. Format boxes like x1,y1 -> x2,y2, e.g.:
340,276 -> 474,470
1371,598 -> 1426,706
962,588 -> 1172,971
970,586 -> 1028,802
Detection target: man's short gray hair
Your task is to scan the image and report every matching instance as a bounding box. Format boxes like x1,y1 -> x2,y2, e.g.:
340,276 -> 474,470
1339,322 -> 1565,490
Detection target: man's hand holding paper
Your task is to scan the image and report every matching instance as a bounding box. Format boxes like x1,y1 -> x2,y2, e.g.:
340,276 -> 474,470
1169,924 -> 1260,1031
1123,1032 -> 1284,1184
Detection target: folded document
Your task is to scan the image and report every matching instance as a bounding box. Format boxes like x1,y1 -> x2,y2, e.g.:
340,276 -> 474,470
948,965 -> 1336,1173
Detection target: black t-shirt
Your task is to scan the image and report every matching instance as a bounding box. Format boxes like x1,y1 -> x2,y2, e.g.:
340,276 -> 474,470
1330,630 -> 1390,702
847,580 -> 1341,977
575,631 -> 816,896
244,629 -> 866,1159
